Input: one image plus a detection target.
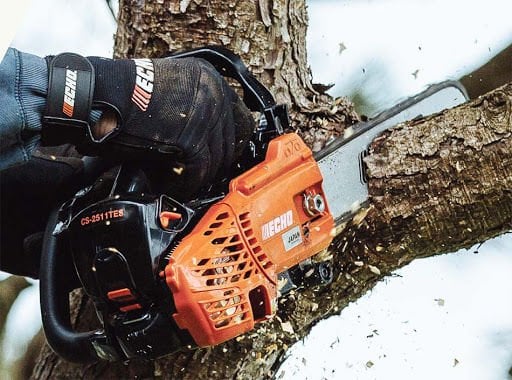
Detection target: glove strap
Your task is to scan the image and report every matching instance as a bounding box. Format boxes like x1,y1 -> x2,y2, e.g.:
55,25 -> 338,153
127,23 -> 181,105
42,53 -> 95,146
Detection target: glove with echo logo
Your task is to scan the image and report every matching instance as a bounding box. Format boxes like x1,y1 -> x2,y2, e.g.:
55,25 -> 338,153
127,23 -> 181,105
42,53 -> 254,198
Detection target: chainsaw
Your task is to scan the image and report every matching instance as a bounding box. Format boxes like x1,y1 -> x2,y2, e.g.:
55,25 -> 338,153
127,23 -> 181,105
39,46 -> 468,363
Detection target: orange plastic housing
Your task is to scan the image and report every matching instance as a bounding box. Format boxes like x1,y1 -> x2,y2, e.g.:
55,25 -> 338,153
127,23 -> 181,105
163,133 -> 334,347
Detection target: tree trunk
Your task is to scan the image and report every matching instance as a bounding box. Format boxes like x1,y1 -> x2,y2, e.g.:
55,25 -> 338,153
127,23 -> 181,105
114,0 -> 313,108
113,0 -> 360,149
31,1 -> 512,378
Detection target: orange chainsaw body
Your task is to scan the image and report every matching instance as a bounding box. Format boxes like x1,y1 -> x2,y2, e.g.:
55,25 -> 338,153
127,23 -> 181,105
163,133 -> 334,347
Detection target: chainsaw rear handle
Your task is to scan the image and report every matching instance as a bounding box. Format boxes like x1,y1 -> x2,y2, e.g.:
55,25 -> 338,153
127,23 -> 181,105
171,46 -> 289,133
40,208 -> 105,363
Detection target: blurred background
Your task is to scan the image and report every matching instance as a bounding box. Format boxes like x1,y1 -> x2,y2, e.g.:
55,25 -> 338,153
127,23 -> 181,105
1,0 -> 511,378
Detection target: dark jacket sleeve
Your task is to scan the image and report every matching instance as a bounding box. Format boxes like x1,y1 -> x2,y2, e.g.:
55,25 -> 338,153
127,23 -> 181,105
0,48 -> 47,170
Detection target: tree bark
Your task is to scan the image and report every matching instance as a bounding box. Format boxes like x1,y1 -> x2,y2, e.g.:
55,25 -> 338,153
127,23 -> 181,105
0,276 -> 30,379
113,0 -> 313,108
31,0 -> 512,378
113,0 -> 359,149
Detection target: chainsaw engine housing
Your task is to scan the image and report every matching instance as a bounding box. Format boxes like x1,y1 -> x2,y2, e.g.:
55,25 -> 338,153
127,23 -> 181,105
164,133 -> 334,346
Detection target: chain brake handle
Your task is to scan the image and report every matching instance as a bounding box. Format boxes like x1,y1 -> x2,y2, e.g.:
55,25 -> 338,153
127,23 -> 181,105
171,46 -> 289,134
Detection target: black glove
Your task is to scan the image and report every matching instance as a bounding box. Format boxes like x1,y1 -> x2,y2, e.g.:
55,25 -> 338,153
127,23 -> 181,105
0,145 -> 83,278
42,54 -> 254,197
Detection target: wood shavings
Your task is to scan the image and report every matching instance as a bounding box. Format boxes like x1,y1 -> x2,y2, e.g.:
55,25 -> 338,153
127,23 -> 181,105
173,166 -> 184,175
258,0 -> 272,27
334,222 -> 347,237
277,276 -> 288,291
304,268 -> 315,278
352,207 -> 369,226
266,343 -> 278,353
343,126 -> 354,139
180,0 -> 192,12
280,321 -> 295,335
350,200 -> 361,214
312,248 -> 332,262
338,42 -> 347,54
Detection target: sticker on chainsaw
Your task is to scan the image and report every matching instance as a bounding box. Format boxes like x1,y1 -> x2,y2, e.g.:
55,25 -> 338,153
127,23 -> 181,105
80,208 -> 125,226
261,210 -> 293,240
282,226 -> 302,251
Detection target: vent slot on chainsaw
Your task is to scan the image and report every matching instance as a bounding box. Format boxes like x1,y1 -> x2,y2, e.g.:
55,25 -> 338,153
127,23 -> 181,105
166,204 -> 271,342
239,211 -> 274,270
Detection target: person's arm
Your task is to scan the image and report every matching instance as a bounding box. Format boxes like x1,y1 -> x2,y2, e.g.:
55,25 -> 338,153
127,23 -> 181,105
0,48 -> 47,170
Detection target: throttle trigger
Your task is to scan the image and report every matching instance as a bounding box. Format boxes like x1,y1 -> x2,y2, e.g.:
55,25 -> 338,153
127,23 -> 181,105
160,211 -> 182,229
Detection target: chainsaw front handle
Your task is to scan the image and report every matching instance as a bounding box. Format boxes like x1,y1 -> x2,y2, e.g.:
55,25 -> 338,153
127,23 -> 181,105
40,208 -> 110,363
40,158 -> 125,363
171,45 -> 289,134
